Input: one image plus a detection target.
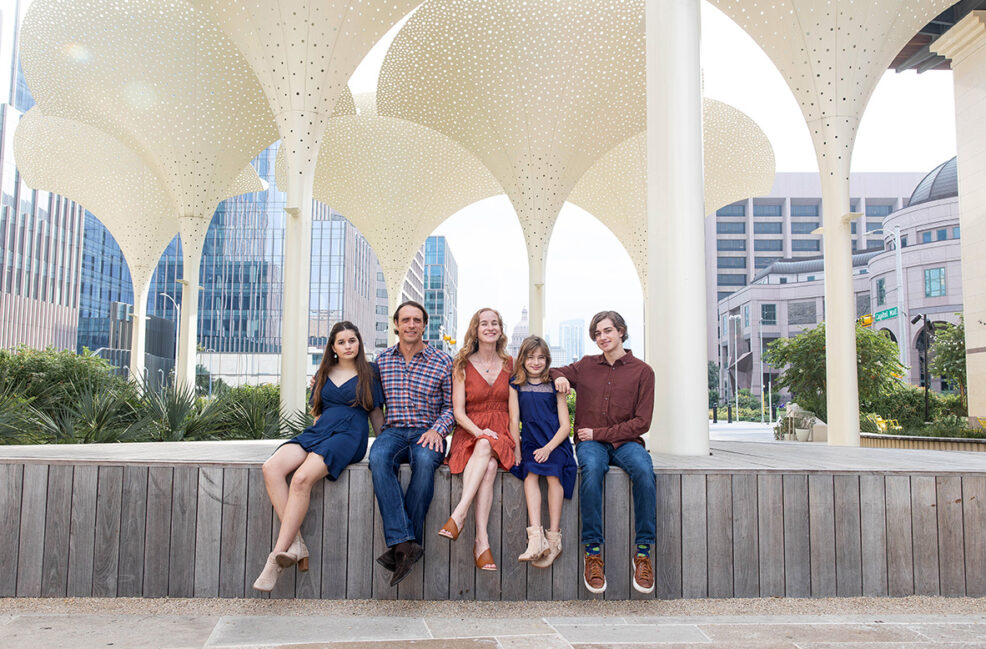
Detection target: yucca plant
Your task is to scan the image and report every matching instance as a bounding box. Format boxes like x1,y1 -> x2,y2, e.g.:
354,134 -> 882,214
143,382 -> 227,441
219,391 -> 285,439
0,386 -> 39,444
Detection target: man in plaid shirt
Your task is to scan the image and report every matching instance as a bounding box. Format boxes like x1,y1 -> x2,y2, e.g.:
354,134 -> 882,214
369,300 -> 454,586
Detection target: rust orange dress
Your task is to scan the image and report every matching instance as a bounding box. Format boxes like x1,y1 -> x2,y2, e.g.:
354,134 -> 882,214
446,358 -> 516,473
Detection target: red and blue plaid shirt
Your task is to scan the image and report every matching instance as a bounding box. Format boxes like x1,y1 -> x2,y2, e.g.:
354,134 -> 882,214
377,343 -> 454,436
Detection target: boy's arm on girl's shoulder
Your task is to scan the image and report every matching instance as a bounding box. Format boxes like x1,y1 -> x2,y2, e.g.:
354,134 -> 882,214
548,357 -> 581,389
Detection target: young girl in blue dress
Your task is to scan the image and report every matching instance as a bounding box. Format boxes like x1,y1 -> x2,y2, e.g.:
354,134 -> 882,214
253,321 -> 384,591
509,335 -> 577,568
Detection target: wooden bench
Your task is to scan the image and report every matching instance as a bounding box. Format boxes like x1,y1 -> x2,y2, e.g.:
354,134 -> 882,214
2,440 -> 986,599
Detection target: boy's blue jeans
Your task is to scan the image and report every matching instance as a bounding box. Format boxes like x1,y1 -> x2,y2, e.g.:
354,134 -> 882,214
576,440 -> 657,546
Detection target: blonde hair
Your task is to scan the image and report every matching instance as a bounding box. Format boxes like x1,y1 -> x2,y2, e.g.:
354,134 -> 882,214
512,336 -> 552,386
453,308 -> 511,379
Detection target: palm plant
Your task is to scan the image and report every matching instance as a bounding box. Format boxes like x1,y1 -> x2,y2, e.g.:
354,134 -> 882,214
218,389 -> 285,439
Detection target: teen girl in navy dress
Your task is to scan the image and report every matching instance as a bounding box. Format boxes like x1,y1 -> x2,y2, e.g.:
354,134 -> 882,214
253,321 -> 384,592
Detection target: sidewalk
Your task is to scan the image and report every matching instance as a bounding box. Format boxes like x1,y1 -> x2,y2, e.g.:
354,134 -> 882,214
3,597 -> 986,648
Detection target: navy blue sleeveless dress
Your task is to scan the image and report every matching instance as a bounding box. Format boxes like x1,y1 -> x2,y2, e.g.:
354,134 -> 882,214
509,380 -> 577,498
284,364 -> 385,480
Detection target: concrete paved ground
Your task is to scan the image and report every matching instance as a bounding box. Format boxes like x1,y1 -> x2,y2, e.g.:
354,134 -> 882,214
3,597 -> 986,649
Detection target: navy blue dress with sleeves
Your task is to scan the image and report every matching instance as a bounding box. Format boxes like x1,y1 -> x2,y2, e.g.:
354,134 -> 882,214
509,380 -> 577,498
283,363 -> 385,480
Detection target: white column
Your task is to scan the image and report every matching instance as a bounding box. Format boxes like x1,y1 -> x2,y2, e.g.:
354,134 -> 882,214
647,0 -> 709,455
130,273 -> 152,386
812,119 -> 861,446
528,254 -> 545,338
175,245 -> 201,392
281,169 -> 316,417
932,12 -> 986,429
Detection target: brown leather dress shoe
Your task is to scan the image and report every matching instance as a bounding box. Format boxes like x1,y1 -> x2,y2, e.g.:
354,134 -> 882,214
633,555 -> 655,594
584,554 -> 607,593
389,541 -> 424,587
376,547 -> 396,572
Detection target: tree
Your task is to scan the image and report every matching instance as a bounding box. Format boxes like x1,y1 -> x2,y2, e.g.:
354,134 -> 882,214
930,315 -> 967,408
763,322 -> 904,422
708,361 -> 720,407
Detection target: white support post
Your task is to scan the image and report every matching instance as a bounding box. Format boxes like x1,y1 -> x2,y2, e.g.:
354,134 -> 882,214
130,275 -> 152,387
646,0 -> 709,455
932,12 -> 986,429
528,254 -> 546,338
175,247 -> 200,392
814,123 -> 861,446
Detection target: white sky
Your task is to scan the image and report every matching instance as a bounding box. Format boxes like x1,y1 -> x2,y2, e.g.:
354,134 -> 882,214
348,2 -> 958,353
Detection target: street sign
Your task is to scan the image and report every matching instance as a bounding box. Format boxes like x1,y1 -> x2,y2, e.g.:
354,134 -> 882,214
875,306 -> 898,322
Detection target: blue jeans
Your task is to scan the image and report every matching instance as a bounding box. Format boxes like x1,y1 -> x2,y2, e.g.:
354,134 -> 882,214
576,440 -> 656,546
368,427 -> 446,547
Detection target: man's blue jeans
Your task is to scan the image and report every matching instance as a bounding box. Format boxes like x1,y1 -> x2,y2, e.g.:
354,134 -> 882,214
576,440 -> 656,546
368,427 -> 446,547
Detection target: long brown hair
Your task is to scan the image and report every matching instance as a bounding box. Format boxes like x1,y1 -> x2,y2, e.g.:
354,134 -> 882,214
452,307 -> 511,380
512,335 -> 552,386
310,321 -> 376,415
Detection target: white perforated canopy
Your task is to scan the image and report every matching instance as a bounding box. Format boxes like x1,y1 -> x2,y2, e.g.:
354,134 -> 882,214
275,96 -> 503,314
378,0 -> 647,283
568,99 -> 775,287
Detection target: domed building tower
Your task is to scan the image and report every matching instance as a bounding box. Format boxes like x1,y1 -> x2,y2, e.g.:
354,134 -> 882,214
867,156 -> 963,389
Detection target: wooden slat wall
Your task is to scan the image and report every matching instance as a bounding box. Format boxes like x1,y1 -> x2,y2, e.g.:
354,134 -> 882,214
3,461 -> 986,600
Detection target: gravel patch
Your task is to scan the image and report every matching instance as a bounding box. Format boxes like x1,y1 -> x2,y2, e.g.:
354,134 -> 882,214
2,597 -> 986,619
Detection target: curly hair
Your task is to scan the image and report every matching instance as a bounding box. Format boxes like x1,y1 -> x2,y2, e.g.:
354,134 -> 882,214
452,308 -> 511,380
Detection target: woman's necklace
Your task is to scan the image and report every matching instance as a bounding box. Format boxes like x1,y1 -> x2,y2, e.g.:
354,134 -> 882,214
475,353 -> 499,374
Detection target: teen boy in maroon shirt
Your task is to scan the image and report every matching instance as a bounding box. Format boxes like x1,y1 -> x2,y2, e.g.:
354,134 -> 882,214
551,310 -> 656,594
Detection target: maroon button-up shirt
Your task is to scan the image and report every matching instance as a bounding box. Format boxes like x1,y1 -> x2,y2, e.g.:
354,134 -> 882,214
549,350 -> 655,448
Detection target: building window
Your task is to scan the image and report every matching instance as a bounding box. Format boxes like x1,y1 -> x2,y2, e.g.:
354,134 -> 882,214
791,221 -> 819,234
876,278 -> 885,306
375,338 -> 388,348
753,204 -> 782,217
924,267 -> 946,297
922,231 -> 932,244
865,221 -> 884,232
754,239 -> 783,251
866,204 -> 893,218
755,256 -> 780,269
716,222 -> 746,234
377,271 -> 385,281
743,305 -> 750,327
779,277 -> 788,284
788,301 -> 817,325
806,275 -> 816,282
717,291 -> 732,301
761,304 -> 777,326
716,204 -> 746,217
754,221 -> 783,234
376,305 -> 388,315
901,235 -> 908,248
376,322 -> 388,331
376,288 -> 388,298
791,204 -> 819,217
717,239 -> 746,251
937,228 -> 948,241
717,273 -> 747,286
792,240 -> 820,252
851,221 -> 857,234
717,256 -> 746,269
953,226 -> 960,239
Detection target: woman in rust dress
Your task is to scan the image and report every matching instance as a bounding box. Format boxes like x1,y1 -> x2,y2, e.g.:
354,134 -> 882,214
439,308 -> 519,571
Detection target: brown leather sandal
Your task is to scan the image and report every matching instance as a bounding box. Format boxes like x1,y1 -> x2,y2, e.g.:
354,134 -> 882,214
474,547 -> 497,571
438,517 -> 460,540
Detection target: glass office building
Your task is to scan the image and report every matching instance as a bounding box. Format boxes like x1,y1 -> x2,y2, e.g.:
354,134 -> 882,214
423,236 -> 458,350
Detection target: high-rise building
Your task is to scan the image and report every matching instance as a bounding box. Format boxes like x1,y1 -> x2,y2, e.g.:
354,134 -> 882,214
558,318 -> 586,364
0,0 -> 85,352
423,236 -> 458,350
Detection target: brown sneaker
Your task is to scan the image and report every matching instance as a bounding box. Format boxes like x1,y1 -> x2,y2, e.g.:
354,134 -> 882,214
633,555 -> 655,594
583,554 -> 607,593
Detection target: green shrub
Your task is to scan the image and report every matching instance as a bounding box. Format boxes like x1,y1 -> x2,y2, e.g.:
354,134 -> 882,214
216,384 -> 287,440
867,384 -> 942,431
